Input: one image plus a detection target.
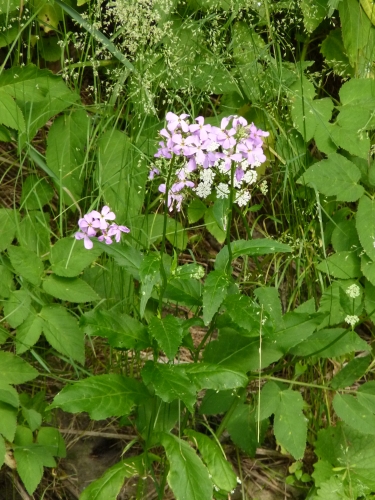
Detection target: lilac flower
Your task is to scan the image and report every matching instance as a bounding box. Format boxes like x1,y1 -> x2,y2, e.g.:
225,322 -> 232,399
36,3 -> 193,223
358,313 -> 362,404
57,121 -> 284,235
90,205 -> 116,230
108,224 -> 130,243
78,212 -> 99,237
75,231 -> 94,250
189,116 -> 212,141
149,167 -> 160,180
166,112 -> 190,132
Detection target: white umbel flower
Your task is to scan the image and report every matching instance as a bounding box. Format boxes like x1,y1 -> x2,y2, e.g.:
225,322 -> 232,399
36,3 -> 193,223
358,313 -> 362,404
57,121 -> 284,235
235,190 -> 251,207
345,315 -> 359,327
216,183 -> 230,199
346,284 -> 361,299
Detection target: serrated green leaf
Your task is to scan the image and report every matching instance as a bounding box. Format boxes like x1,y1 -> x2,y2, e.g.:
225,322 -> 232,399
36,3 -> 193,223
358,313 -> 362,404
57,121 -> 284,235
258,381 -> 284,421
320,29 -> 353,78
13,446 -> 44,495
298,153 -> 364,202
184,363 -> 248,391
22,408 -> 42,432
0,90 -> 25,131
43,275 -> 100,302
199,389 -> 239,416
80,455 -> 149,500
185,430 -> 237,492
226,404 -> 264,457
16,308 -> 43,355
290,328 -> 369,357
203,270 -> 231,325
51,237 -> 102,277
333,393 -> 375,434
161,432 -> 213,500
166,217 -> 188,250
331,219 -> 361,253
148,315 -> 183,360
0,382 -> 19,407
356,194 -> 375,261
37,427 -> 66,458
215,239 -> 292,271
0,265 -> 13,298
8,245 -> 44,286
0,208 -> 19,252
82,309 -> 149,350
99,242 -> 142,279
330,355 -> 370,390
49,374 -> 148,419
40,305 -> 84,363
330,124 -> 370,159
0,352 -> 38,384
274,390 -> 307,459
4,290 -> 31,328
254,286 -> 283,328
16,211 -> 50,256
205,207 -> 226,244
223,294 -> 262,332
270,312 -> 323,353
317,251 -> 361,279
142,361 -> 196,413
357,381 -> 375,413
300,0 -> 328,32
0,402 -> 17,441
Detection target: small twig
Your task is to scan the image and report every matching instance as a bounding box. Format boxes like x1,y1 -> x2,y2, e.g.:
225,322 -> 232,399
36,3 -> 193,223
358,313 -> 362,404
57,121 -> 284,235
6,471 -> 31,500
59,429 -> 135,440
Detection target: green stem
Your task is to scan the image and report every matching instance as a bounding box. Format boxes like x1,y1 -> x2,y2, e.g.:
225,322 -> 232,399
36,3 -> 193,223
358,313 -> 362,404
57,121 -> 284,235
225,162 -> 235,274
261,375 -> 356,393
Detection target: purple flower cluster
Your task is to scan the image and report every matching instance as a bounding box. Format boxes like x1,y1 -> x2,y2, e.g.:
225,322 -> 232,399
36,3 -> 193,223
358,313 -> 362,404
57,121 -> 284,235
152,112 -> 269,210
75,206 -> 130,250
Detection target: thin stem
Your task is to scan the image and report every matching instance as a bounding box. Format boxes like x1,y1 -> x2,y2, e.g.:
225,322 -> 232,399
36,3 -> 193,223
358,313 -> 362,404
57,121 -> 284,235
225,161 -> 235,274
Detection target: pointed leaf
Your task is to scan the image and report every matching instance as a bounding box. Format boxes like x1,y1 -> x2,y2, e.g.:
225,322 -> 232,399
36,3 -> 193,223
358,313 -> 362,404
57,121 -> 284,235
330,355 -> 370,390
51,237 -> 102,277
16,309 -> 43,354
0,352 -> 38,384
0,402 -> 17,441
183,363 -> 248,391
8,246 -> 44,286
185,430 -> 237,492
203,270 -> 231,325
40,305 -> 84,363
226,403 -> 266,457
43,275 -> 100,302
333,393 -> 375,435
148,315 -> 183,360
0,208 -> 19,252
161,433 -> 213,500
356,194 -> 375,261
0,90 -> 25,131
49,374 -> 149,420
274,389 -> 307,459
13,446 -> 44,495
4,290 -> 31,328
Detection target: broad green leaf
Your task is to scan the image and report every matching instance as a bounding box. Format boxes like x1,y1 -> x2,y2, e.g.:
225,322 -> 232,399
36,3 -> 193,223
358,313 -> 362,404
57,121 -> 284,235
254,286 -> 283,328
188,198 -> 206,223
4,290 -> 31,328
37,427 -> 66,458
82,309 -> 149,350
40,305 -> 84,363
212,198 -> 230,232
361,254 -> 375,286
357,381 -> 375,413
330,355 -> 370,390
0,208 -> 19,252
46,110 -> 89,202
0,265 -> 13,298
205,206 -> 227,245
274,389 -> 307,459
13,446 -> 44,495
317,251 -> 361,279
8,246 -> 44,286
336,103 -> 375,131
215,239 -> 292,271
0,352 -> 38,384
21,408 -> 42,432
330,124 -> 370,160
0,0 -> 20,14
0,90 -> 25,131
185,430 -> 237,492
226,404 -> 265,457
164,278 -> 202,306
339,0 -> 375,74
183,363 -> 248,391
49,374 -> 149,419
160,432 -> 212,500
99,242 -> 142,279
298,153 -> 364,202
315,476 -> 352,500
203,330 -> 282,372
258,381 -> 284,421
291,92 -> 333,143
51,237 -> 102,277
141,361 -> 197,412
315,422 -> 375,492
175,263 -> 205,280
339,78 -> 375,106
14,426 -> 33,445
20,175 -> 54,210
166,217 -> 188,250
203,270 -> 232,325
43,275 -> 100,302
16,308 -> 43,355
300,0 -> 328,32
199,389 -> 239,416
148,315 -> 183,360
320,29 -> 353,78
96,130 -> 147,223
38,35 -> 62,62
270,312 -> 323,353
0,382 -> 19,407
356,195 -> 375,261
331,219 -> 361,253
365,280 -> 375,321
290,328 -> 369,358
0,402 -> 17,441
80,455 -> 149,500
333,393 -> 375,435
16,211 -> 50,256
223,294 -> 262,332
0,64 -> 60,102
136,398 -> 180,439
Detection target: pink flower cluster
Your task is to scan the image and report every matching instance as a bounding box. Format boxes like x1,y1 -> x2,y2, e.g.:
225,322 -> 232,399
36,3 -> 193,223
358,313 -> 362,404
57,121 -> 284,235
152,112 -> 269,210
75,206 -> 130,250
